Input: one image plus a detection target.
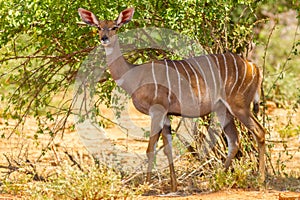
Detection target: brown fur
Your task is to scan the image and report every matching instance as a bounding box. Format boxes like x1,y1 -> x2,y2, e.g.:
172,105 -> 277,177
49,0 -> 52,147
78,7 -> 266,192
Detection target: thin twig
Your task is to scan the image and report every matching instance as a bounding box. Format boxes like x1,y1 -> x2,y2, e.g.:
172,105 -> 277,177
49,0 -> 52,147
64,151 -> 84,171
261,20 -> 276,127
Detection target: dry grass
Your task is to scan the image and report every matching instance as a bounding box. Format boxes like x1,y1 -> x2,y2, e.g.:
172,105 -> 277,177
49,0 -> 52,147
1,103 -> 299,199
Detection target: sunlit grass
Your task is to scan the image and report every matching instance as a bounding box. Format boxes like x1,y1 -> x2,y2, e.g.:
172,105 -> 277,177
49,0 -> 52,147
1,162 -> 147,199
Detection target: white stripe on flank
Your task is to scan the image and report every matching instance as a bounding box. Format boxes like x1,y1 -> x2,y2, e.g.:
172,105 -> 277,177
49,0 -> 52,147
238,59 -> 247,92
204,55 -> 217,98
171,60 -> 182,104
212,55 -> 223,91
178,61 -> 196,103
229,53 -> 239,96
191,57 -> 208,98
165,59 -> 172,103
185,59 -> 202,104
242,62 -> 255,94
151,61 -> 158,100
221,54 -> 228,93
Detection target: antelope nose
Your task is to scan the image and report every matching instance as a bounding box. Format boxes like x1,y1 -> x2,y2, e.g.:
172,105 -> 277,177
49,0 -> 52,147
101,35 -> 110,45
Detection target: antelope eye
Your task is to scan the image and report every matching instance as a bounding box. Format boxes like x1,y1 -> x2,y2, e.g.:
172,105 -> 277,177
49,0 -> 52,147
111,26 -> 118,30
97,26 -> 105,31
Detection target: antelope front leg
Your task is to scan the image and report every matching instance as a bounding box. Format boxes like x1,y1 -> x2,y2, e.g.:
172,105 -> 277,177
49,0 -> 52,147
161,117 -> 177,192
146,132 -> 160,183
146,105 -> 167,185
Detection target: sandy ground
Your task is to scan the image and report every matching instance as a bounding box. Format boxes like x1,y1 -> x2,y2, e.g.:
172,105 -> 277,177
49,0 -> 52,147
1,100 -> 300,199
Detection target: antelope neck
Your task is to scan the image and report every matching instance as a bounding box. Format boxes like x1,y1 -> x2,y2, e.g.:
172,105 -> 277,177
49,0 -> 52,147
104,37 -> 134,81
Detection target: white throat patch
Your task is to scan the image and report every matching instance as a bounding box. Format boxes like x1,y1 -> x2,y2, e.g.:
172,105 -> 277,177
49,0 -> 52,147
105,46 -> 113,55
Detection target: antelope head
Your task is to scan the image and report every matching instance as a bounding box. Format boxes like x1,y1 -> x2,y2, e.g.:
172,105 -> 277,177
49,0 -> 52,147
78,7 -> 134,47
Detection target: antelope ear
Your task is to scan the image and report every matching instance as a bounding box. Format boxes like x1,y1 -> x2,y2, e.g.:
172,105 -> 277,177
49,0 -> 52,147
78,8 -> 99,27
116,7 -> 134,27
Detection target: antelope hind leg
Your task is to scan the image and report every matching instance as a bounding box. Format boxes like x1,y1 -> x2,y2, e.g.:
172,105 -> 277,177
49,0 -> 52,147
216,106 -> 239,171
233,109 -> 266,182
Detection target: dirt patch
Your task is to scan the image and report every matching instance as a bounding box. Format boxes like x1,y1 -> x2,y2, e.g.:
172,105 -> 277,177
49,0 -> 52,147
1,101 -> 300,199
140,190 -> 300,200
